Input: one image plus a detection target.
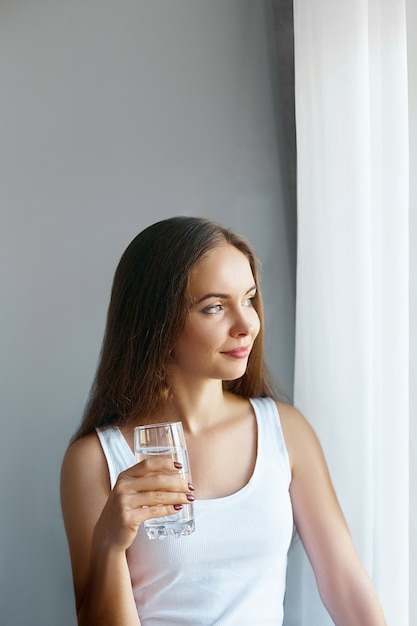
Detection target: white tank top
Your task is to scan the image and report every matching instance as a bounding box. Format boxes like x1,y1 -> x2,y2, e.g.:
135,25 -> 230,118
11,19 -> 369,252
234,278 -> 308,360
96,397 -> 293,626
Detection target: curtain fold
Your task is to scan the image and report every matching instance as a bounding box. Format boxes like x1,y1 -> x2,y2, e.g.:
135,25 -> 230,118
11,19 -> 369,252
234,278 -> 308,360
287,1 -> 410,624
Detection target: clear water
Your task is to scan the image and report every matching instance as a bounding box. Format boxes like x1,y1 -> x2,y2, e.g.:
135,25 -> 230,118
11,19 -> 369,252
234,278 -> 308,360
136,446 -> 195,540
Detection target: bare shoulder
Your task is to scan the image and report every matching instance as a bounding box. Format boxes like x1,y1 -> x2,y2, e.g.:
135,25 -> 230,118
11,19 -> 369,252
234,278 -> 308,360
61,432 -> 99,466
274,401 -> 325,472
275,400 -> 305,424
61,432 -> 108,488
275,401 -> 316,440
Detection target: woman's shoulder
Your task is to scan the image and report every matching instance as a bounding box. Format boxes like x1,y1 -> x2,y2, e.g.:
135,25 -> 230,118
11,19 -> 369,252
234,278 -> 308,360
61,431 -> 109,494
275,400 -> 305,423
247,396 -> 311,434
273,401 -> 322,470
62,431 -> 102,463
274,400 -> 316,427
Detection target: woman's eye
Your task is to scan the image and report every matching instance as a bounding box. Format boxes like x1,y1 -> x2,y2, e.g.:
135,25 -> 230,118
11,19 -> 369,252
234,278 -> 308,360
202,303 -> 223,314
243,296 -> 255,307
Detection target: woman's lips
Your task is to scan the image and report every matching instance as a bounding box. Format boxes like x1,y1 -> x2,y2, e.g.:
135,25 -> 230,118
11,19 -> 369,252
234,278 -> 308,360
221,346 -> 251,358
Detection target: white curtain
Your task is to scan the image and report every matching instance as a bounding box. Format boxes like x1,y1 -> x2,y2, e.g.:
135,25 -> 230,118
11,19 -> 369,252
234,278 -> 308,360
286,1 -> 411,625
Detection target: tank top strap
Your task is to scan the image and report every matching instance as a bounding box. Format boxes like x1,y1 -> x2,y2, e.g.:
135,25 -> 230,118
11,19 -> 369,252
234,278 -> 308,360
96,426 -> 135,488
249,397 -> 292,485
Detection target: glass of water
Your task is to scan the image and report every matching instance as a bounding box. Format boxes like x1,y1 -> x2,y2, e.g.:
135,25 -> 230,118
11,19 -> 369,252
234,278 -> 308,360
134,421 -> 195,540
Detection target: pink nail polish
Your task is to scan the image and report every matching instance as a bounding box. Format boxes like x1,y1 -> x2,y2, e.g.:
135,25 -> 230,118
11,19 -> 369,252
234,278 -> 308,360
174,504 -> 183,510
188,483 -> 196,491
174,461 -> 183,469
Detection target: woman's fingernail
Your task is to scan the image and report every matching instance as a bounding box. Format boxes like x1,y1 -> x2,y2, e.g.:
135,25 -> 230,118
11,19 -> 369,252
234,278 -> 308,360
188,483 -> 196,491
174,461 -> 183,469
174,504 -> 183,510
186,494 -> 195,502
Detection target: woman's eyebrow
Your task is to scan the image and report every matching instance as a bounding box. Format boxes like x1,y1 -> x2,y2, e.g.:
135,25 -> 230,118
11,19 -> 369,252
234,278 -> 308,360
194,285 -> 256,305
195,292 -> 229,304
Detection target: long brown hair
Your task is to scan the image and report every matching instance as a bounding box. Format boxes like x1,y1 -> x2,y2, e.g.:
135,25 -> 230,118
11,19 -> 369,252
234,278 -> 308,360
72,216 -> 280,441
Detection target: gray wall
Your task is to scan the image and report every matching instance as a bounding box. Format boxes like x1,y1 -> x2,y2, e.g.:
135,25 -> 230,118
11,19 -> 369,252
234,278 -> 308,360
0,2 -> 296,624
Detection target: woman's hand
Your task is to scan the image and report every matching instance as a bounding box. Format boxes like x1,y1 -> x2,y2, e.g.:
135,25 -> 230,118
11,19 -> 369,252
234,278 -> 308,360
93,456 -> 193,552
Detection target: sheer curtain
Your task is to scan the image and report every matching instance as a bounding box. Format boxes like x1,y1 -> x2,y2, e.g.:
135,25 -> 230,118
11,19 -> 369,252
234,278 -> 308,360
286,1 -> 411,625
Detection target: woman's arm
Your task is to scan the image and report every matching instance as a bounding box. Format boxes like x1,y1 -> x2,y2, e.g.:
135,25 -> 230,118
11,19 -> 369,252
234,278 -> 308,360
60,433 -> 191,626
278,403 -> 386,626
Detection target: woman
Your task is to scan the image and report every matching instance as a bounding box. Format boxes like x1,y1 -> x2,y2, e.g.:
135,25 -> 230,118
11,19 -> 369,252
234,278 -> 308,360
60,216 -> 386,625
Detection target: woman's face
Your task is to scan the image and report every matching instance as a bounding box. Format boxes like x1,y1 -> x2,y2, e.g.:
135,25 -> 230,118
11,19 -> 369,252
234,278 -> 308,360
170,244 -> 260,384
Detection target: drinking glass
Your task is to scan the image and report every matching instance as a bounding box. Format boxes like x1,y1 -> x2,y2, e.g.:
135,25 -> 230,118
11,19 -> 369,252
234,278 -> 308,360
134,421 -> 195,540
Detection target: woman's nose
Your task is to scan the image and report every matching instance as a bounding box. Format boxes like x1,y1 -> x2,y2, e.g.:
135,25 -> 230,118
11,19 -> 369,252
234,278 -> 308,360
230,308 -> 257,337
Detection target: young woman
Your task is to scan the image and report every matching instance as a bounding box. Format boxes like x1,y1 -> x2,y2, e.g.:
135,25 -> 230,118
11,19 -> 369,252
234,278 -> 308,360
60,216 -> 386,625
